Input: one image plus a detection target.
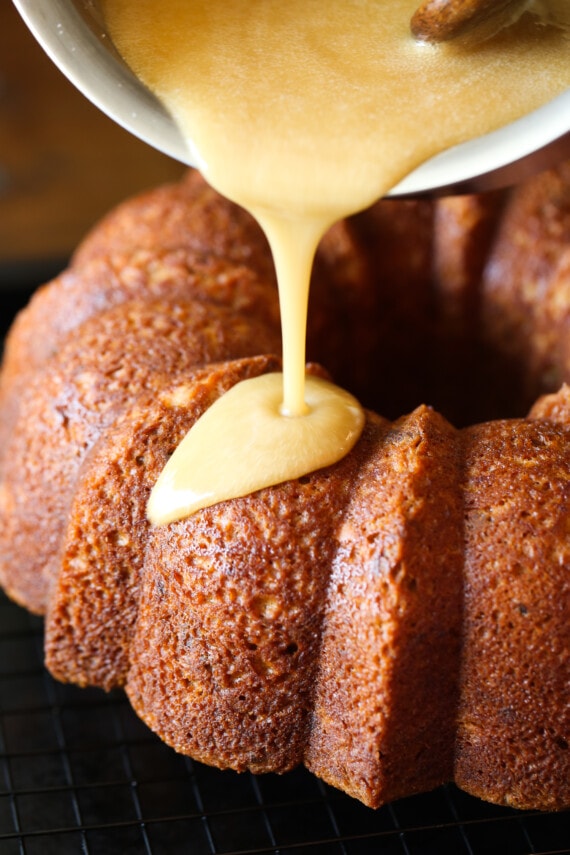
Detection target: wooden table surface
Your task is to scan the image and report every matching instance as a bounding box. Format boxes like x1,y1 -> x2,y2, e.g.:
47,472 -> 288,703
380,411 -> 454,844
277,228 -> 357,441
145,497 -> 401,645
0,2 -> 184,281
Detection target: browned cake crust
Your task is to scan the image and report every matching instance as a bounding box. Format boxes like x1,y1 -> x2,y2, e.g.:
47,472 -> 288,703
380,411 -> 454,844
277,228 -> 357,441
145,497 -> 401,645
0,172 -> 438,461
126,410 -> 380,776
305,406 -> 463,807
0,298 -> 281,613
0,166 -> 569,812
457,418 -> 570,811
72,169 -> 276,276
480,161 -> 570,411
45,355 -> 282,691
530,382 -> 570,424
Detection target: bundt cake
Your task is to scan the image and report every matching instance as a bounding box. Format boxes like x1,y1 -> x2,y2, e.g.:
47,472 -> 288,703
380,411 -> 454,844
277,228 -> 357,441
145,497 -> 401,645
0,166 -> 569,812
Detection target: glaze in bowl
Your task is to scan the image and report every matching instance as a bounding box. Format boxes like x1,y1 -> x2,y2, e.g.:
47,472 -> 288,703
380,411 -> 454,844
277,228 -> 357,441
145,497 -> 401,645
12,0 -> 570,196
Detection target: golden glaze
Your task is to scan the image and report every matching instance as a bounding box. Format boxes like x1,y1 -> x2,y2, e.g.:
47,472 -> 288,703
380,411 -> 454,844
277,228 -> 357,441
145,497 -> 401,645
100,0 -> 570,515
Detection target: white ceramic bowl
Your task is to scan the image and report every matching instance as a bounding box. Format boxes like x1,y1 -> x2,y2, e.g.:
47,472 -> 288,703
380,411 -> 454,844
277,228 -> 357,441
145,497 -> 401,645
13,0 -> 570,196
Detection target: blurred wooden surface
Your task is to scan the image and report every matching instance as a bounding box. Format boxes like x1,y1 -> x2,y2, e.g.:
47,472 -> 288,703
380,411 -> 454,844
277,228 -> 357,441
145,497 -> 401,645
0,2 -> 184,279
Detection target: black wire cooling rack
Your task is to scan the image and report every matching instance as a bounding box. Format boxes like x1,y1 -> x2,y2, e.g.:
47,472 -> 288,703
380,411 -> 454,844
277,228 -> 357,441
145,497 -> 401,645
1,286 -> 569,855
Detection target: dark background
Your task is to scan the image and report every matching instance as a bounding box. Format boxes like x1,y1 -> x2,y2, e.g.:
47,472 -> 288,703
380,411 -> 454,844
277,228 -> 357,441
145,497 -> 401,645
0,1 -> 183,287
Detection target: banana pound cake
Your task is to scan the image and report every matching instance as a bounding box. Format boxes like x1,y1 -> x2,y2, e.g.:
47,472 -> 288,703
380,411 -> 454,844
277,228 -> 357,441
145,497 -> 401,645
0,167 -> 568,811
